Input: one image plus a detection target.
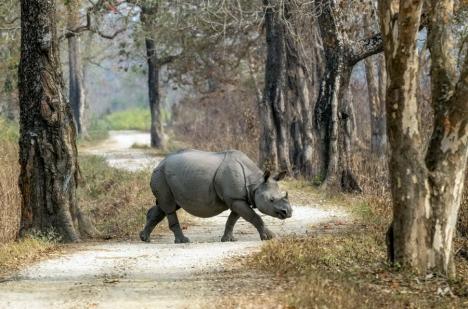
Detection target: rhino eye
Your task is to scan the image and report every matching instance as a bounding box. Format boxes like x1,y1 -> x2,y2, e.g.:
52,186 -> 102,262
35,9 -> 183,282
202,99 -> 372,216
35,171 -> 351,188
270,197 -> 274,202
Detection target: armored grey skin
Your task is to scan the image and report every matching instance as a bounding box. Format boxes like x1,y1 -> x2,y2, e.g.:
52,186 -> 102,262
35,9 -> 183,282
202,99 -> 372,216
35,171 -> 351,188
139,149 -> 292,243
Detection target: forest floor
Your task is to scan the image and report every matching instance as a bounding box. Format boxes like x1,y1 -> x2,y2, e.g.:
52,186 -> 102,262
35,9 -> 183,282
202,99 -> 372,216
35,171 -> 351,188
0,131 -> 349,308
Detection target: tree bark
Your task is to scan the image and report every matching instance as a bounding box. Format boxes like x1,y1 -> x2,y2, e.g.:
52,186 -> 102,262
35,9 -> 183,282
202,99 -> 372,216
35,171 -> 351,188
66,0 -> 87,136
379,0 -> 468,276
425,0 -> 468,275
18,0 -> 97,242
380,0 -> 431,273
314,0 -> 378,192
365,56 -> 387,156
260,0 -> 291,172
284,14 -> 322,178
141,8 -> 165,149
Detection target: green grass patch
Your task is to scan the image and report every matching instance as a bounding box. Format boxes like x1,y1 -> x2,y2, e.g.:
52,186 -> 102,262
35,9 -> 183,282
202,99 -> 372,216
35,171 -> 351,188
0,117 -> 19,142
101,107 -> 151,131
78,108 -> 151,146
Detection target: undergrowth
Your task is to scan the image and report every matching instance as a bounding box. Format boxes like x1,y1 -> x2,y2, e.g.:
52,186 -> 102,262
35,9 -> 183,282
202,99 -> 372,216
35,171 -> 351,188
77,155 -> 153,239
242,183 -> 468,308
0,233 -> 58,278
0,118 -> 20,243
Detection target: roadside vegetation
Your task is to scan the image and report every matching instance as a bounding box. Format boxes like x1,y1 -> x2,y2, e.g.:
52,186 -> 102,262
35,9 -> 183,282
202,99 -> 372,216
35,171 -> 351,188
229,181 -> 468,308
78,155 -> 155,239
0,119 -> 59,278
1,116 -> 163,277
0,118 -> 20,243
0,234 -> 59,279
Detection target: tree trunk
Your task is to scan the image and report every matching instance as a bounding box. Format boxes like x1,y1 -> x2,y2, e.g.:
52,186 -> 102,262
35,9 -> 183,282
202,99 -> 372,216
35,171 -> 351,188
261,0 -> 291,172
0,89 -> 18,121
67,0 -> 87,136
145,37 -> 164,149
379,0 -> 467,276
365,56 -> 387,156
314,0 -> 363,192
314,51 -> 345,189
258,101 -> 278,171
314,0 -> 383,191
141,8 -> 164,149
377,54 -> 387,119
285,17 -> 322,178
425,0 -> 468,275
380,0 -> 431,273
18,0 -> 97,242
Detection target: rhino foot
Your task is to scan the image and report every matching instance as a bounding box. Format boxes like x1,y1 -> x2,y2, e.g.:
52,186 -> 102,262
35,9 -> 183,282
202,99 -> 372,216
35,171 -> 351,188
221,234 -> 237,242
259,228 -> 275,241
139,231 -> 151,242
174,236 -> 190,244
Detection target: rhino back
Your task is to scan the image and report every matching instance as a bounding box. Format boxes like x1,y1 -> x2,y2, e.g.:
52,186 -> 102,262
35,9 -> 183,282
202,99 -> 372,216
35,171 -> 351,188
214,150 -> 263,203
162,150 -> 228,217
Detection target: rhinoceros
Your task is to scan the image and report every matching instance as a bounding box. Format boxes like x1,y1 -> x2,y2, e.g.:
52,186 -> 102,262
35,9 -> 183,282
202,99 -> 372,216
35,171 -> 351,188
139,149 -> 292,243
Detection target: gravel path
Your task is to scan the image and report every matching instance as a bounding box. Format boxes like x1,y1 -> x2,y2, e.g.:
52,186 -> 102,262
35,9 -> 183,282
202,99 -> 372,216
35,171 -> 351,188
0,131 -> 347,309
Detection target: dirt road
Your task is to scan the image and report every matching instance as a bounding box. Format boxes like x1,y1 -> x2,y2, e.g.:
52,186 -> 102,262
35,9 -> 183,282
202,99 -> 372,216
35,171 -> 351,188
0,131 -> 347,309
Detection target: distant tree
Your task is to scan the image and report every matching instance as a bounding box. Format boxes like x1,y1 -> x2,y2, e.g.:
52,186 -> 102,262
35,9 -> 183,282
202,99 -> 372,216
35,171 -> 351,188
123,0 -> 262,149
66,0 -> 87,136
260,0 -> 290,172
124,0 -> 179,149
62,0 -> 129,135
139,2 -> 174,149
313,0 -> 383,192
0,0 -> 20,120
380,0 -> 467,276
363,7 -> 387,157
18,0 -> 97,241
260,0 -> 322,177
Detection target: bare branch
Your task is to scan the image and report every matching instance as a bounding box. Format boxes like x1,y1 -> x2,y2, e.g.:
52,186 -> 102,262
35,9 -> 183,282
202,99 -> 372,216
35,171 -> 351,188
349,33 -> 383,65
60,1 -> 128,41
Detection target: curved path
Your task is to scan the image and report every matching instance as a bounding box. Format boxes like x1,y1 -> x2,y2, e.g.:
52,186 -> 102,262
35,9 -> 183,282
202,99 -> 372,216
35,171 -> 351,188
0,131 -> 347,309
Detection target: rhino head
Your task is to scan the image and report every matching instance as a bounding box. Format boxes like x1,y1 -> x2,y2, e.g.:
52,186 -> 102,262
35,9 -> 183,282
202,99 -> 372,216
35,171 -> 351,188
254,170 -> 292,220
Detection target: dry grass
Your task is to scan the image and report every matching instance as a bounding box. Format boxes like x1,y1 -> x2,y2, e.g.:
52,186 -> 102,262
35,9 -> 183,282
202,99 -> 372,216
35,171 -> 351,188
238,191 -> 468,309
0,118 -> 21,243
0,234 -> 58,278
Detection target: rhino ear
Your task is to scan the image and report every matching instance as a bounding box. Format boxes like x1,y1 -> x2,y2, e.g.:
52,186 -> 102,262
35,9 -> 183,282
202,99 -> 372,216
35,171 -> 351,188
263,170 -> 271,182
273,170 -> 287,181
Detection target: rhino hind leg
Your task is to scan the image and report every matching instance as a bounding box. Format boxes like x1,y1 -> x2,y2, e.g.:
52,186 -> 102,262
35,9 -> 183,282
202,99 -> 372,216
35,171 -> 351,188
140,203 -> 166,242
151,166 -> 189,243
221,211 -> 240,242
167,211 -> 190,243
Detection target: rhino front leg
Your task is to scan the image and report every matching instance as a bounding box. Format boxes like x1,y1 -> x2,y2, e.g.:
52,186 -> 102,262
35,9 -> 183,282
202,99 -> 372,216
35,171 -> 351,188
230,201 -> 275,241
221,211 -> 240,242
167,212 -> 190,244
